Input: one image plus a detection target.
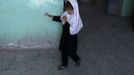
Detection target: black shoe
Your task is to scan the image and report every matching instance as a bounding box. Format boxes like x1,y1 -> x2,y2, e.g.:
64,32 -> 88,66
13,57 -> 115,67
57,65 -> 66,70
75,60 -> 81,67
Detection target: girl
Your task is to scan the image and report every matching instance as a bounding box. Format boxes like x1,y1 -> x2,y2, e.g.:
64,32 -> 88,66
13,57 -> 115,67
45,0 -> 83,70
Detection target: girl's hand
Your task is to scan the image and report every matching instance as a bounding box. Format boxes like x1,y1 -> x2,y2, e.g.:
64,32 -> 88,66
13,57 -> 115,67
44,12 -> 49,16
44,12 -> 54,18
62,16 -> 67,23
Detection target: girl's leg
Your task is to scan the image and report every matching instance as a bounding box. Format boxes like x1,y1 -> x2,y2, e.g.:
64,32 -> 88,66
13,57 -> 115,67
69,48 -> 81,67
69,34 -> 81,67
70,53 -> 81,67
61,51 -> 68,66
70,53 -> 80,62
57,50 -> 68,70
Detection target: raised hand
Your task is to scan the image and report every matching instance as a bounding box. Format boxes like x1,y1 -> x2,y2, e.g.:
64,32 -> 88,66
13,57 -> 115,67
44,12 -> 54,18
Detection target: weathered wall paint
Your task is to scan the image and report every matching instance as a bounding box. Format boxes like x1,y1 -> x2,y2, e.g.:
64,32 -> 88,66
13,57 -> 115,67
107,0 -> 134,17
121,0 -> 134,16
0,0 -> 63,48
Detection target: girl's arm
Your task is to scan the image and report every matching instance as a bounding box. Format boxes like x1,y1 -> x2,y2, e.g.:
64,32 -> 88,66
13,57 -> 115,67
53,16 -> 62,22
53,16 -> 67,23
44,12 -> 54,18
44,12 -> 62,22
44,12 -> 67,23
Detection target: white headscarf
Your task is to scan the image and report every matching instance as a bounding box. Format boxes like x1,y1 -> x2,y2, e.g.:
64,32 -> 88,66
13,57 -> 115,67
61,0 -> 83,35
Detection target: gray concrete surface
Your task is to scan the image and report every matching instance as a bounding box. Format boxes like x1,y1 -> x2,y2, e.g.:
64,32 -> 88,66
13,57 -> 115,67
0,2 -> 134,75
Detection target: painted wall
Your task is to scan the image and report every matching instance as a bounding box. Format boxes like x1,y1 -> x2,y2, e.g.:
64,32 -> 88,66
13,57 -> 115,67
0,0 -> 63,48
121,0 -> 134,16
107,0 -> 134,16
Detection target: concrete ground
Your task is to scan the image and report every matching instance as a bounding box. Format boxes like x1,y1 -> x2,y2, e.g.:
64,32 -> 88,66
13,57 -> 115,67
0,2 -> 134,75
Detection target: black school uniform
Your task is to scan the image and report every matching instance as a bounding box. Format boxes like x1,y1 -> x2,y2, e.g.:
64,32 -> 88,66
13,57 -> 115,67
52,16 -> 80,66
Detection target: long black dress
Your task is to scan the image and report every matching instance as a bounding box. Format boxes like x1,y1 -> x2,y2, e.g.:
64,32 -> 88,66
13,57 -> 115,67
53,16 -> 80,66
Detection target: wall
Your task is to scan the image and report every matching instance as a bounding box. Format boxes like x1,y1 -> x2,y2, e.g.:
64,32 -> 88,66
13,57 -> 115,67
0,0 -> 63,48
121,0 -> 134,16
